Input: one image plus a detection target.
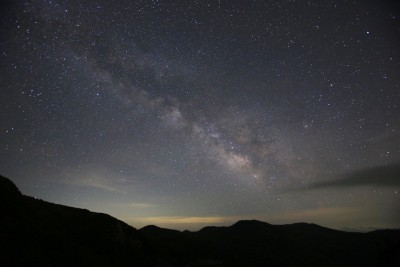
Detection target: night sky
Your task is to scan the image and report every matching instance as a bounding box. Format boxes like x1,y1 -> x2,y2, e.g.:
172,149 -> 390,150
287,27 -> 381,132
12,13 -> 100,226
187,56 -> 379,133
1,0 -> 400,231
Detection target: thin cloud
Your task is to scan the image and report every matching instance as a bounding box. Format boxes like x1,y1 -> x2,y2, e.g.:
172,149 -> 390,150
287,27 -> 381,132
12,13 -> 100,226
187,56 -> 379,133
133,216 -> 230,225
108,202 -> 158,209
309,163 -> 400,189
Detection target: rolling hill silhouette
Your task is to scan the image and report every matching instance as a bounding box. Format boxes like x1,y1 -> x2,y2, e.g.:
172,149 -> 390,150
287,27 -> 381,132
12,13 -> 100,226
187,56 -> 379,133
1,174 -> 399,266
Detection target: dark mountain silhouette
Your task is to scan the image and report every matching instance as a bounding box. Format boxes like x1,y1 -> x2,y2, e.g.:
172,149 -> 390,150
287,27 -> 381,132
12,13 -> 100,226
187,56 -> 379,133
139,220 -> 400,267
1,175 -> 399,266
1,175 -> 155,266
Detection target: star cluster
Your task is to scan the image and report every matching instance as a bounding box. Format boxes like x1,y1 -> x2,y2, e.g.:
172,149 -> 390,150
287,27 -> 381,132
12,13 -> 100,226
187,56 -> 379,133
1,0 -> 399,230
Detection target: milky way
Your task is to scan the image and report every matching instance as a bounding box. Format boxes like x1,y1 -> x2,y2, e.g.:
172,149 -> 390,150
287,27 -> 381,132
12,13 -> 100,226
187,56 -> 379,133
1,0 -> 399,230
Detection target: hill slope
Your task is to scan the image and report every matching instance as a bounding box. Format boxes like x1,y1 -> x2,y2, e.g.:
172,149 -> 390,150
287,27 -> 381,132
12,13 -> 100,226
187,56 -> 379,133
0,175 -> 154,266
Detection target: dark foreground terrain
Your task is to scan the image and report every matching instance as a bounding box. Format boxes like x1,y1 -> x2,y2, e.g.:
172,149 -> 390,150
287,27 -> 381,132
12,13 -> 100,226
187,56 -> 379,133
1,175 -> 399,266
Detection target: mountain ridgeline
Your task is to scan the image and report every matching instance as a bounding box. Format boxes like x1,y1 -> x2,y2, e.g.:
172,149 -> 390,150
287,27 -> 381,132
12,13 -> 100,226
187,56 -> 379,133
1,175 -> 399,266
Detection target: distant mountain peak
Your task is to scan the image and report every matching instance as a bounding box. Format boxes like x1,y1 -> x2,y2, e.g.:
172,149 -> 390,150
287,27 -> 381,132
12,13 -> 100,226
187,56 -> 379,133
140,224 -> 182,235
140,224 -> 161,230
232,219 -> 271,227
